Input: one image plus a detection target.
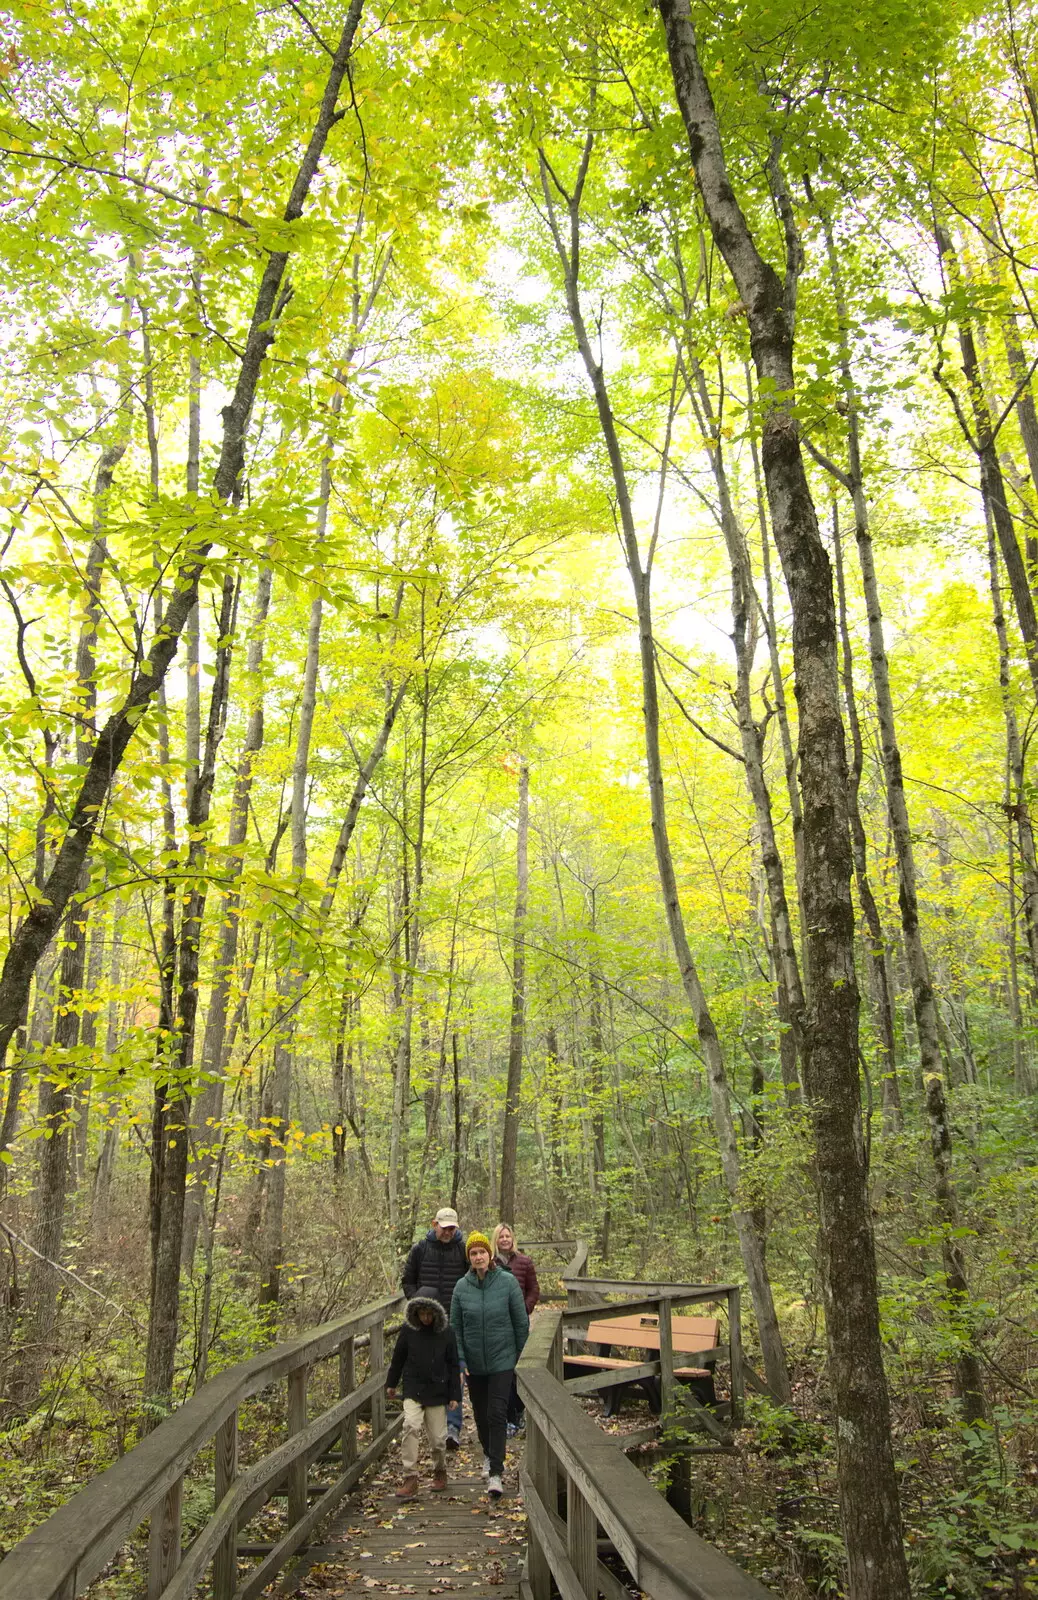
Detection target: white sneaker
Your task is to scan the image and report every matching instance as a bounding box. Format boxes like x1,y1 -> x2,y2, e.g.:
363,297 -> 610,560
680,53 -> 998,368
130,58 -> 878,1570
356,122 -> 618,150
481,1454 -> 491,1478
487,1473 -> 503,1500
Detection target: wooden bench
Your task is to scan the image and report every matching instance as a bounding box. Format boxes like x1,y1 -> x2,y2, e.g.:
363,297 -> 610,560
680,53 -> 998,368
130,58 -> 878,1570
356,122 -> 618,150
564,1312 -> 720,1417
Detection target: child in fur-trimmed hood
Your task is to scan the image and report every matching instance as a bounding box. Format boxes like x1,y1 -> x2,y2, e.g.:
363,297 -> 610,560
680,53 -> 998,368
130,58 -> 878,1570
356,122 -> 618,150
385,1295 -> 462,1499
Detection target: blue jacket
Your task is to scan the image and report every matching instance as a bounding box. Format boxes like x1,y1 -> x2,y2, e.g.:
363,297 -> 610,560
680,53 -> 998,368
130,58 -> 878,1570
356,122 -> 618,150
450,1264 -> 529,1375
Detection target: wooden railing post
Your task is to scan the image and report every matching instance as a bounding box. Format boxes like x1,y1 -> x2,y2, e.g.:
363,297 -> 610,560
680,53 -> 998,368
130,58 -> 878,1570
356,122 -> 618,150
728,1287 -> 744,1424
369,1318 -> 386,1438
548,1317 -> 563,1381
287,1364 -> 309,1526
525,1419 -> 553,1600
567,1472 -> 597,1600
213,1408 -> 239,1600
339,1334 -> 357,1468
148,1474 -> 183,1599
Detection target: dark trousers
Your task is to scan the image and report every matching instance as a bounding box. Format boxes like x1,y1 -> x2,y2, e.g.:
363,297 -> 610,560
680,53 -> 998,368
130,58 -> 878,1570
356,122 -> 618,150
507,1374 -> 524,1427
466,1369 -> 512,1476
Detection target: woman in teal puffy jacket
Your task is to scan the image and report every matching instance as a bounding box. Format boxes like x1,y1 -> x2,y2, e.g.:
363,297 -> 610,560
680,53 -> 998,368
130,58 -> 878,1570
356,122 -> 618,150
450,1231 -> 529,1499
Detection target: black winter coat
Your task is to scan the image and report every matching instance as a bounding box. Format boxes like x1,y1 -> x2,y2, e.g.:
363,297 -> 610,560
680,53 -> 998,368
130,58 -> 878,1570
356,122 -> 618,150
385,1297 -> 462,1406
401,1228 -> 468,1311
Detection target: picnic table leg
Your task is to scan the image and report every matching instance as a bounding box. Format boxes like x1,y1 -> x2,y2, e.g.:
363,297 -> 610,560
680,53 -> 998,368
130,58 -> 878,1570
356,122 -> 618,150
658,1298 -> 675,1416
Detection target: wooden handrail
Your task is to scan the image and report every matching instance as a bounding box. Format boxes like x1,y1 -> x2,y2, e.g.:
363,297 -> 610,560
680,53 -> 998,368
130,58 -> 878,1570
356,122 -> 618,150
0,1292 -> 403,1600
517,1311 -> 775,1600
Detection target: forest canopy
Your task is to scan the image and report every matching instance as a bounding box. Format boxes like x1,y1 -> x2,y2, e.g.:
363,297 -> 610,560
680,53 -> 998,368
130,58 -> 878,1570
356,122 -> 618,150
0,0 -> 1036,1595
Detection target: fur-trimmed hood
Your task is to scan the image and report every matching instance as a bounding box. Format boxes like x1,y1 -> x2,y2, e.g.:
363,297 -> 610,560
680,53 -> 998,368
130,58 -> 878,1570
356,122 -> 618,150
405,1294 -> 448,1332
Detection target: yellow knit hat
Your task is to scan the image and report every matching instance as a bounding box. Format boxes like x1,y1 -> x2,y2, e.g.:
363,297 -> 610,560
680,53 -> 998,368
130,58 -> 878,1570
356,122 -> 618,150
466,1231 -> 492,1257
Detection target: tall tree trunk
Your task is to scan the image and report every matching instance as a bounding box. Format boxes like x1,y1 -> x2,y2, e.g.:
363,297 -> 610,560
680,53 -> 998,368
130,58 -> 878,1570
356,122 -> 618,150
92,906 -> 126,1228
182,565 -> 274,1271
8,892 -> 89,1409
143,573 -> 237,1408
747,369 -> 804,903
816,214 -> 942,1094
499,758 -> 529,1223
538,140 -> 791,1404
8,416 -> 127,1409
938,229 -> 1038,709
656,7 -> 909,1590
985,505 -> 1038,1003
684,348 -> 806,1073
831,507 -> 901,1128
924,1078 -> 988,1422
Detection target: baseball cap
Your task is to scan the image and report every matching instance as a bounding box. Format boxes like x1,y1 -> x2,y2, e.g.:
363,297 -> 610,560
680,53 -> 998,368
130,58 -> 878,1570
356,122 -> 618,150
434,1207 -> 459,1227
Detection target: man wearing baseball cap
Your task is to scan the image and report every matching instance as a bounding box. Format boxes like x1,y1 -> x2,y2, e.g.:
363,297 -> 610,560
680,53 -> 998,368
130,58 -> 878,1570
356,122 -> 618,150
402,1205 -> 469,1447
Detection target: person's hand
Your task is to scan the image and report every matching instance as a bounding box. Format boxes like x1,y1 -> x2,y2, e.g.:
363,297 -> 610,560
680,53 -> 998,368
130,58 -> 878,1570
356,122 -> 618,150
386,1387 -> 396,1400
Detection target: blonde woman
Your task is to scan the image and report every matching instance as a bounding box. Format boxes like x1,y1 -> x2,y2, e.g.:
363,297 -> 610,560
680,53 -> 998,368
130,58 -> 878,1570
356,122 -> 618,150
490,1223 -> 540,1434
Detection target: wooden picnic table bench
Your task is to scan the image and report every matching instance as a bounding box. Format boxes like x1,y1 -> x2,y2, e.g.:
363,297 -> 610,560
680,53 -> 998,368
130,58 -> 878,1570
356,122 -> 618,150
563,1311 -> 720,1417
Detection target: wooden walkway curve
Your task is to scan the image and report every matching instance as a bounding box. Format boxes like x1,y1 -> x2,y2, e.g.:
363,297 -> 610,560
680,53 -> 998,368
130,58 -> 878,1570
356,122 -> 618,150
0,1242 -> 775,1600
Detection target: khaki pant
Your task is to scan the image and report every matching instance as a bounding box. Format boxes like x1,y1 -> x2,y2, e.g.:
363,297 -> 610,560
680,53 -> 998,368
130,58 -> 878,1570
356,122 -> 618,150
401,1399 -> 447,1473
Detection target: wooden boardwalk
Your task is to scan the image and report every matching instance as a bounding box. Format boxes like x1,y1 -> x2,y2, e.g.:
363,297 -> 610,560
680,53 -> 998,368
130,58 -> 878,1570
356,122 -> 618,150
289,1438 -> 525,1600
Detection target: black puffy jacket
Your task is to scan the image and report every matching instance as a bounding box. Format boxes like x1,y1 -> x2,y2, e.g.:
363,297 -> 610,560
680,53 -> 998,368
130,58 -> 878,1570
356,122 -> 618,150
401,1228 -> 468,1311
385,1296 -> 462,1406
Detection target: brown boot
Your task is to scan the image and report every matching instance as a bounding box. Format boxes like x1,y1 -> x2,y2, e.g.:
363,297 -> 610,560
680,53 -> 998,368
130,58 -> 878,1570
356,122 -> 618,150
395,1475 -> 419,1500
431,1469 -> 448,1492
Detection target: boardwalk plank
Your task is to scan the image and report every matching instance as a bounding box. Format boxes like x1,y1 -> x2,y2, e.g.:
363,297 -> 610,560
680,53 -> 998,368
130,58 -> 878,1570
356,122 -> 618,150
294,1440 -> 525,1600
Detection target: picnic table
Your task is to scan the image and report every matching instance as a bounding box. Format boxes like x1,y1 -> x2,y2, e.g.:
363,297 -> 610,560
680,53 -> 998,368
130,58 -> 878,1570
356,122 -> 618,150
563,1309 -> 721,1417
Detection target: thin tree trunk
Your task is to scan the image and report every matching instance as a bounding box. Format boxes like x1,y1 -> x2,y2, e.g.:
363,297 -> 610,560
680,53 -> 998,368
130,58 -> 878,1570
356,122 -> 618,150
499,758 -> 529,1223
831,505 -> 902,1128
8,892 -> 88,1409
684,349 -> 806,1072
538,139 -> 791,1404
924,1077 -> 988,1422
450,1031 -> 462,1210
986,505 -> 1038,1003
143,573 -> 237,1408
938,229 -> 1038,709
815,214 -> 943,1094
182,565 -> 273,1271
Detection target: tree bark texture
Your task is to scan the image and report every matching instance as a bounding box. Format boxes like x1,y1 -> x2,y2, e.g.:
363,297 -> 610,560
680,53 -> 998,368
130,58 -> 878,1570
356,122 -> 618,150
819,217 -> 943,1094
924,1077 -> 988,1423
183,566 -> 274,1271
832,509 -> 901,1128
143,573 -> 237,1407
499,758 -> 529,1224
656,5 -> 909,1591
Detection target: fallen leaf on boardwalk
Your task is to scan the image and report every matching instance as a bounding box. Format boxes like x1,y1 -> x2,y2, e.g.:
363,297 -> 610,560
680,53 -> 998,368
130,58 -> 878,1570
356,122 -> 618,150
363,1579 -> 382,1589
485,1559 -> 506,1585
426,1557 -> 450,1566
405,1542 -> 426,1548
360,1550 -> 374,1557
484,1530 -> 505,1538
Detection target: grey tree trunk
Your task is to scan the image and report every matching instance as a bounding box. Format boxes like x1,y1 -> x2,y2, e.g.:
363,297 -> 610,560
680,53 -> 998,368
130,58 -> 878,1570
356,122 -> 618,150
182,566 -> 274,1272
924,1078 -> 988,1422
831,508 -> 901,1128
817,217 -> 943,1094
657,5 -> 909,1590
499,758 -> 529,1224
144,573 -> 237,1408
